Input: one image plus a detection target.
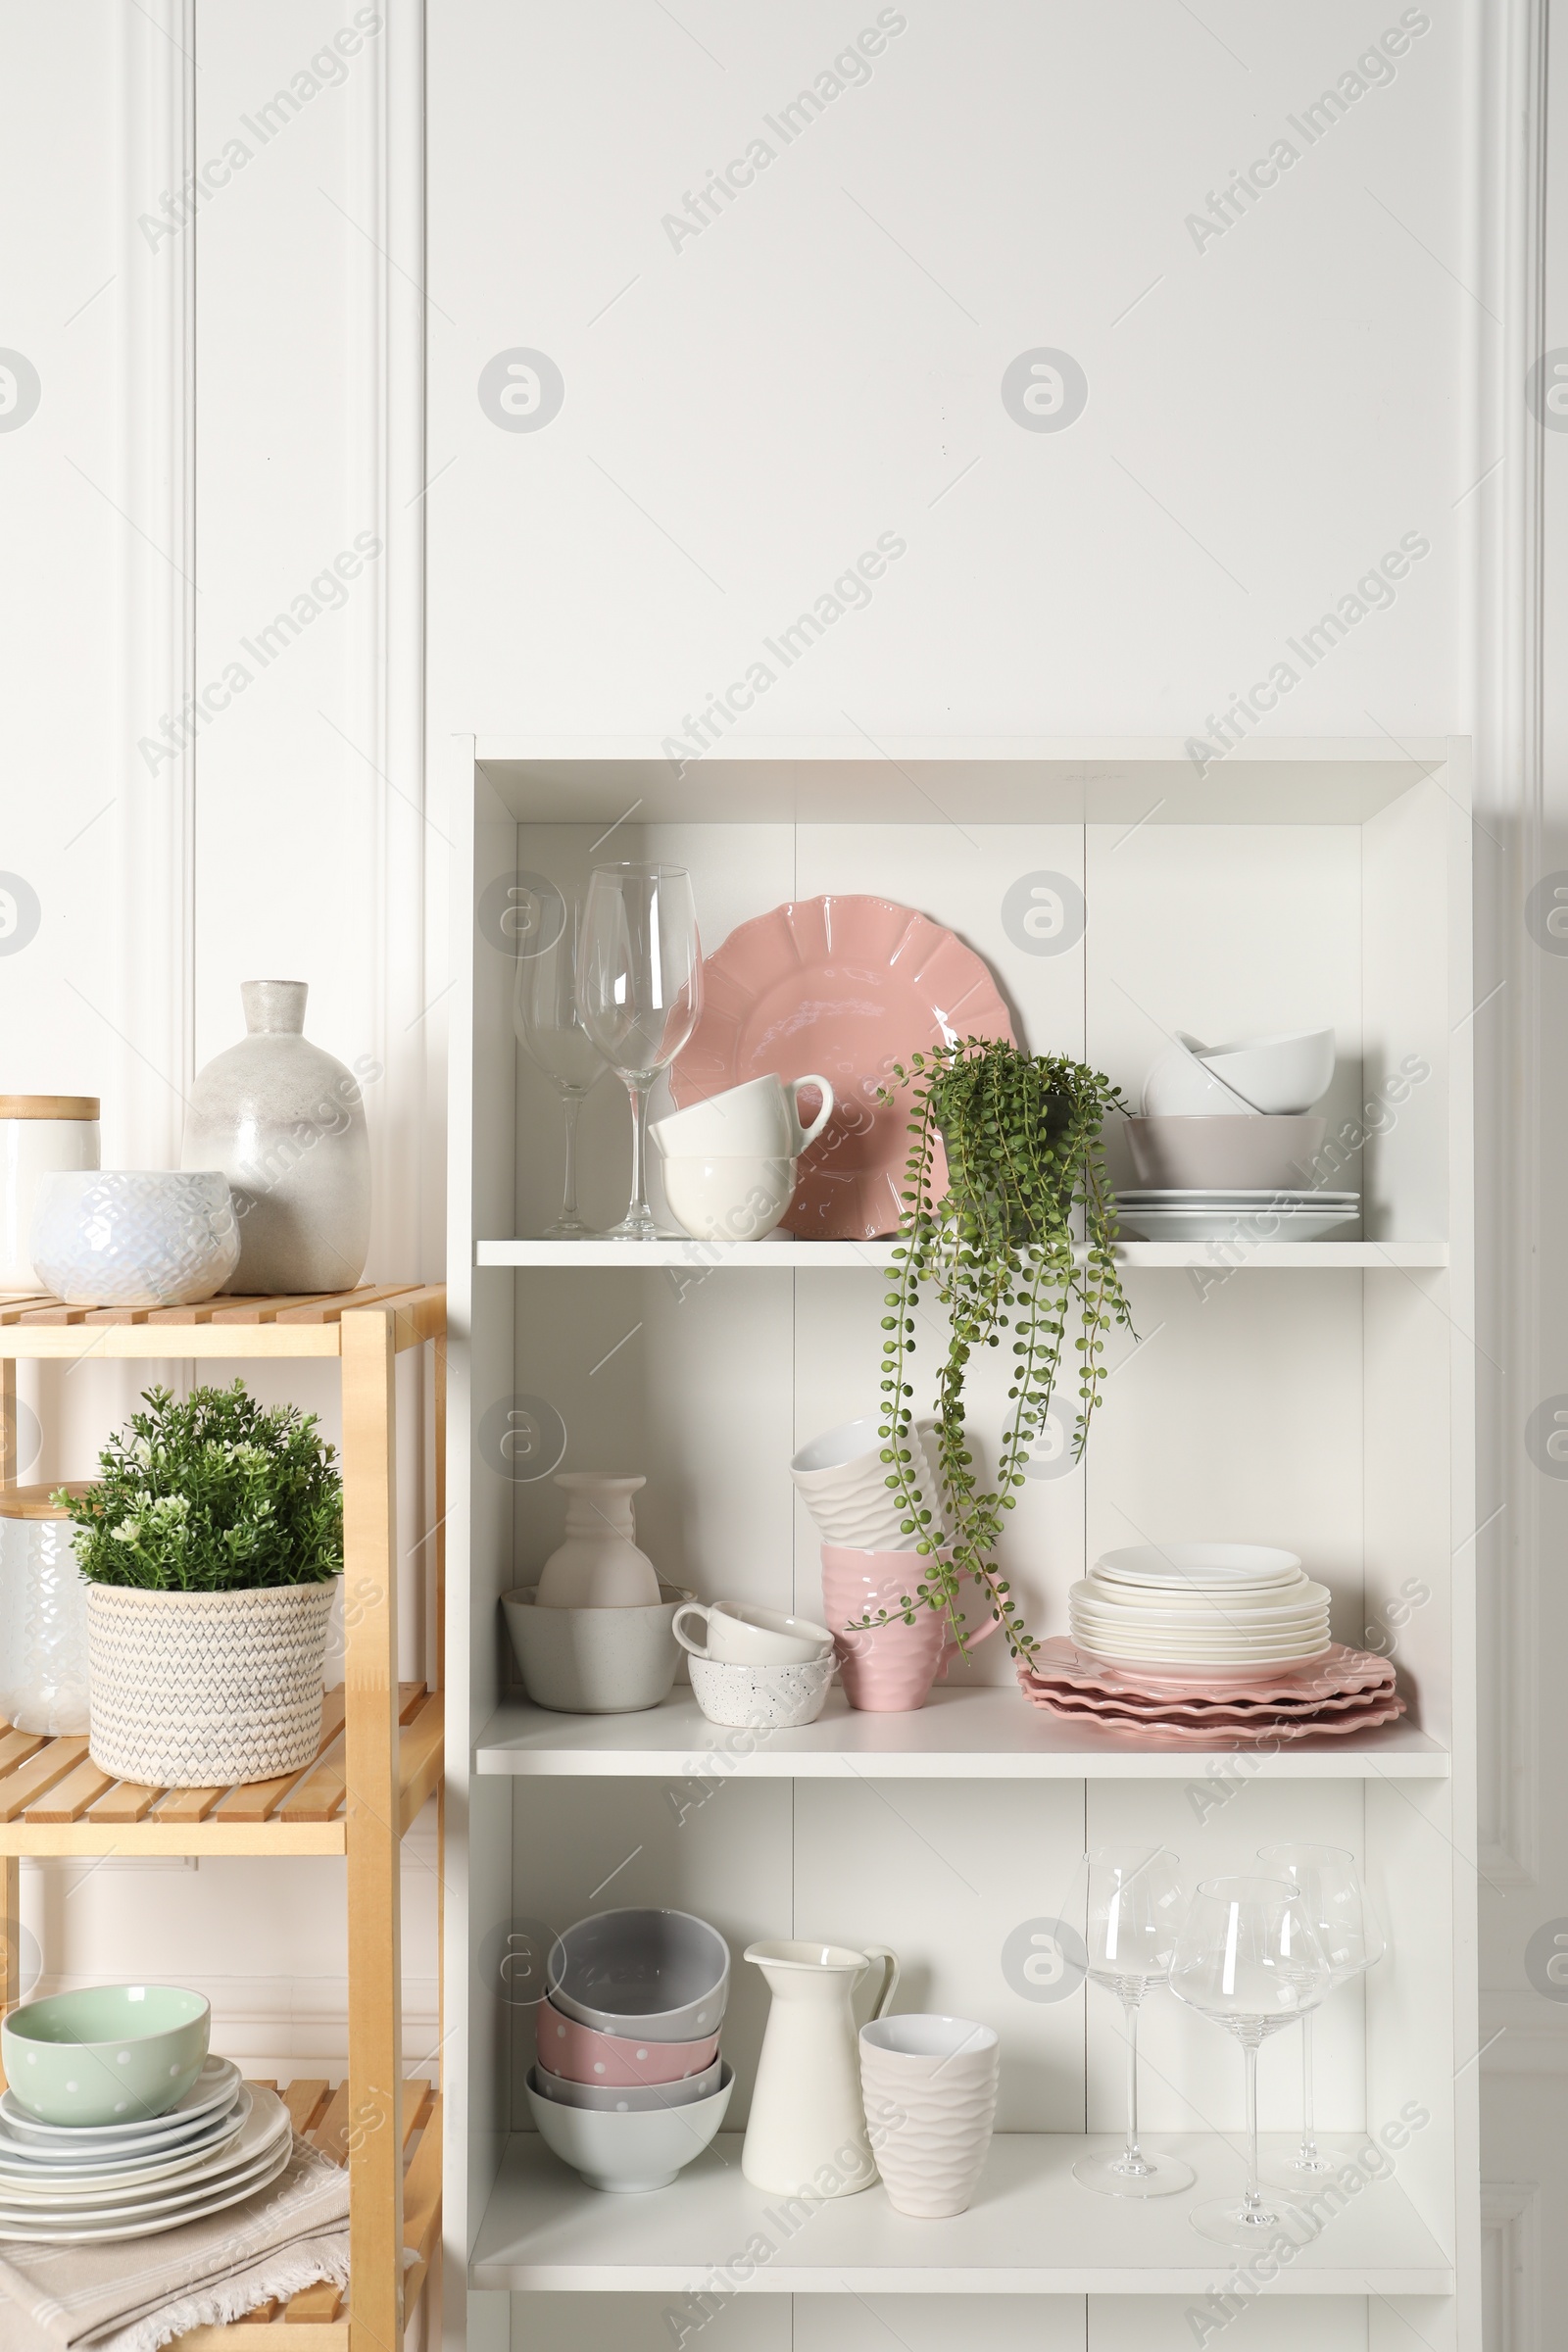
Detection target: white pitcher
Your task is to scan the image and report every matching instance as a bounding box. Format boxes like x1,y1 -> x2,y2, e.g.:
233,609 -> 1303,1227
741,1938 -> 899,2198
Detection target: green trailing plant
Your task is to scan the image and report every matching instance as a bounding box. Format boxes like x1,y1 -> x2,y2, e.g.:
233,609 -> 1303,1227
871,1037 -> 1134,1662
57,1381 -> 343,1592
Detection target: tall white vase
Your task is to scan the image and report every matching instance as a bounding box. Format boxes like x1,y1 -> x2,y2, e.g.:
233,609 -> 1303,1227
534,1474 -> 661,1608
741,1939 -> 899,2198
181,980 -> 371,1295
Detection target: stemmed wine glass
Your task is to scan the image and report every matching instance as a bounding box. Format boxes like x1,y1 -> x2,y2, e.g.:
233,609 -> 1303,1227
1071,1846 -> 1195,2197
1256,1842 -> 1386,2185
1169,1875 -> 1332,2247
578,863 -> 703,1242
514,891 -> 607,1239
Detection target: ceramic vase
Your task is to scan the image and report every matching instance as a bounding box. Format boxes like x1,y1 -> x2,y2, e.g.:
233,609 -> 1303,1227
534,1473 -> 662,1608
180,980 -> 370,1295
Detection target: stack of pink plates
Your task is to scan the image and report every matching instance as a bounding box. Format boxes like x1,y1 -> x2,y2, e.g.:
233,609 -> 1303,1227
1017,1639 -> 1403,1745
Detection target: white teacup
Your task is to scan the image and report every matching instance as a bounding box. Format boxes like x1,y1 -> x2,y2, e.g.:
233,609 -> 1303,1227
673,1602 -> 834,1666
660,1154 -> 797,1243
653,1074 -> 835,1159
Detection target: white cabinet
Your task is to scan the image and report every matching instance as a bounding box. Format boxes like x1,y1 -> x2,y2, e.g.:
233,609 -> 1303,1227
445,739 -> 1478,2350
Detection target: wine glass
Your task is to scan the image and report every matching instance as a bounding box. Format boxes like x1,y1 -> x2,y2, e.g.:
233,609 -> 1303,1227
1256,1841 -> 1386,2185
514,891 -> 607,1239
1070,1846 -> 1195,2197
578,863 -> 703,1242
1169,1875 -> 1332,2247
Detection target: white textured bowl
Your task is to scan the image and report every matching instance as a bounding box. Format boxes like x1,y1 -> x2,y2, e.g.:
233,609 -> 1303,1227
1141,1037 -> 1256,1117
1197,1029 -> 1336,1115
688,1654 -> 835,1729
526,2063 -> 733,2189
30,1171 -> 240,1308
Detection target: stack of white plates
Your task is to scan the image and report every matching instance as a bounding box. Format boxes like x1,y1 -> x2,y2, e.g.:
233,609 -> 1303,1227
0,2059 -> 293,2243
1068,1543 -> 1333,1668
1115,1191 -> 1357,1243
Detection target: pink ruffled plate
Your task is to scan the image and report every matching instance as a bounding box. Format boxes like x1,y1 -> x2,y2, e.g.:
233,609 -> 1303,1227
669,896 -> 1013,1241
1025,1638 -> 1396,1703
1018,1691 -> 1406,1746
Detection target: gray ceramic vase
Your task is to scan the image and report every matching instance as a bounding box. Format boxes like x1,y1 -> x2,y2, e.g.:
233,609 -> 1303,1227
181,980 -> 371,1295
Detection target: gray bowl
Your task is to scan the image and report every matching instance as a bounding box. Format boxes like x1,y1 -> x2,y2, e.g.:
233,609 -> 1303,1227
526,2063 -> 733,2190
531,2057 -> 724,2112
547,1906 -> 731,2041
503,1581 -> 694,1714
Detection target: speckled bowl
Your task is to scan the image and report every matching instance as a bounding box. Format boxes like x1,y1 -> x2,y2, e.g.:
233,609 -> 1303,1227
2,1984 -> 210,2128
688,1653 -> 835,1730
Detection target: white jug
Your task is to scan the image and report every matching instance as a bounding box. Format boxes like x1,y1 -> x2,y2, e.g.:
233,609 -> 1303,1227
741,1938 -> 899,2198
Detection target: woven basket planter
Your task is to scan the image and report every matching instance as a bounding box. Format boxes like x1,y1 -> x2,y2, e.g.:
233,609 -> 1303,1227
85,1581 -> 337,1787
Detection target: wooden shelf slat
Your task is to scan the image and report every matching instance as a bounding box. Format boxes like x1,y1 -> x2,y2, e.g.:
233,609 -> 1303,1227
274,1285 -> 421,1325
0,1730 -> 47,1777
278,1731 -> 346,1824
24,1757 -> 118,1822
0,1737 -> 87,1821
86,1775 -> 163,1823
219,1692 -> 348,1823
155,1782 -> 226,1824
282,2078 -> 332,2136
312,2082 -> 352,2165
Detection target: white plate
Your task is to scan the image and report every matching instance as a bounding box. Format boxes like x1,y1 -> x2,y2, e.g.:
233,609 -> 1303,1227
1095,1544 -> 1302,1590
0,2092 -> 245,2170
1071,1634 -> 1333,1665
0,2057 -> 241,2146
1075,1576 -> 1326,1617
0,2132 -> 293,2243
0,2092 -> 252,2191
0,2091 -> 287,2219
1118,1190 -> 1358,1203
1114,1209 -> 1358,1242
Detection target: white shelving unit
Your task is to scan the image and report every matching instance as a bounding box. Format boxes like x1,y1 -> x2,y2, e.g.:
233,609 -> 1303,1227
446,738 -> 1479,2352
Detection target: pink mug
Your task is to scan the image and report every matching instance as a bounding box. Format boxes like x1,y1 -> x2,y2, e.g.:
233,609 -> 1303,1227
819,1545 -> 1003,1712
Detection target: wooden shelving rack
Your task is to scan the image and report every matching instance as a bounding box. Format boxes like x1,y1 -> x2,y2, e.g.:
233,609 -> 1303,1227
0,1282 -> 445,2349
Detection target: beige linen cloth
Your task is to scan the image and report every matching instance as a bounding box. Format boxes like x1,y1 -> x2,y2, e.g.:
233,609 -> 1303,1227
0,2132 -> 349,2352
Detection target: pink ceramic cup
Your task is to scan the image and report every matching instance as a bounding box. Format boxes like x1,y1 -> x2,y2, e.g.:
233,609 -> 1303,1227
535,2000 -> 721,2086
819,1545 -> 1003,1712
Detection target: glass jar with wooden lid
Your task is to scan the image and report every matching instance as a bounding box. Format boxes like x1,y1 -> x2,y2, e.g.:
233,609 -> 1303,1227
0,1097 -> 100,1292
0,1485 -> 95,1735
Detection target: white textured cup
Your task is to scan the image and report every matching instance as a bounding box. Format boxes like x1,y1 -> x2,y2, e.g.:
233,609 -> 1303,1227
654,1074 -> 834,1158
790,1416 -> 948,1550
673,1602 -> 834,1665
688,1654 -> 834,1729
859,2015 -> 1000,2218
659,1154 -> 798,1243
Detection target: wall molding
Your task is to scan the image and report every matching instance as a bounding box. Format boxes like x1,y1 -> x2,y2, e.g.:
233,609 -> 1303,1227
1483,2181 -> 1540,2351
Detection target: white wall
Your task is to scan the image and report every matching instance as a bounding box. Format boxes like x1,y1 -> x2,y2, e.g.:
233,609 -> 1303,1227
0,0 -> 1560,2339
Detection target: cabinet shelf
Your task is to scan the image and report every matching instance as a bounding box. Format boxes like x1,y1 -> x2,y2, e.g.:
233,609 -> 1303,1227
469,2130 -> 1453,2296
474,1688 -> 1447,1780
477,1240 -> 1450,1270
0,1684 -> 443,1856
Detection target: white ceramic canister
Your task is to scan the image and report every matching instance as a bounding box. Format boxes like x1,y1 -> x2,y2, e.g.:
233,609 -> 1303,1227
0,1098 -> 99,1292
0,1484 -> 95,1735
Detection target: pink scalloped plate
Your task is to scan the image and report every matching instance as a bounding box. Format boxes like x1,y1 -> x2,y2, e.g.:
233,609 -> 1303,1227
1016,1692 -> 1407,1746
1024,1639 -> 1396,1703
669,896 -> 1013,1241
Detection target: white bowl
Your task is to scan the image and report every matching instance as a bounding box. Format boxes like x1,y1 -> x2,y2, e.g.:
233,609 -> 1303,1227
659,1153 -> 798,1244
1196,1030 -> 1336,1115
29,1172 -> 240,1308
688,1653 -> 835,1730
546,1907 -> 731,2042
525,2063 -> 733,2189
531,2058 -> 723,2113
1123,1116 -> 1327,1192
502,1585 -> 694,1715
1141,1036 -> 1256,1117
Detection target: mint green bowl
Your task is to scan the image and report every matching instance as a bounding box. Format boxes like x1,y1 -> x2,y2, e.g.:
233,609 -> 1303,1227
2,1984 -> 211,2127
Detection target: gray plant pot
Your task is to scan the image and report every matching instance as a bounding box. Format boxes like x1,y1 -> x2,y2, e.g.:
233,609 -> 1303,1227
502,1581 -> 694,1714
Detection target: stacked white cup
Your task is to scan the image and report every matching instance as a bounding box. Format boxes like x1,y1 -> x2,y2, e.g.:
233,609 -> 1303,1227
651,1075 -> 834,1242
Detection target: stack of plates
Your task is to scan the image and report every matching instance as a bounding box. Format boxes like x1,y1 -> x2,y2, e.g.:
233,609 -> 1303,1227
1115,1191 -> 1357,1243
0,2059 -> 292,2243
1017,1640 -> 1403,1745
1068,1544 -> 1332,1668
